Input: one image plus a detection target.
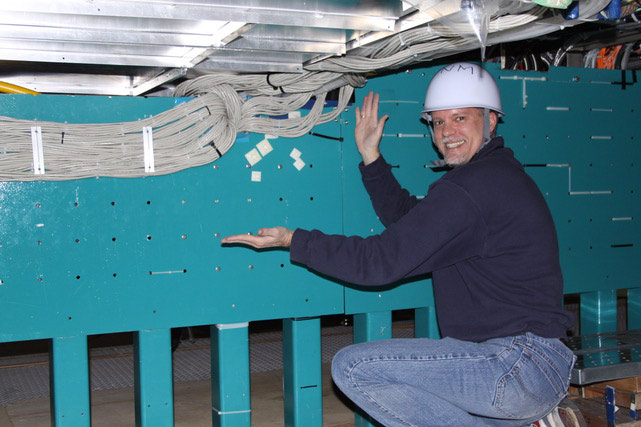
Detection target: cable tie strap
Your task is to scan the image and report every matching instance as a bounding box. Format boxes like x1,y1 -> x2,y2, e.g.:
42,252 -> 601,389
398,32 -> 406,46
142,126 -> 155,173
31,126 -> 45,175
210,141 -> 223,158
266,74 -> 284,93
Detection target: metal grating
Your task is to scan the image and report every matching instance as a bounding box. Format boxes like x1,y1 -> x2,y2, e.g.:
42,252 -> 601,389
566,330 -> 641,385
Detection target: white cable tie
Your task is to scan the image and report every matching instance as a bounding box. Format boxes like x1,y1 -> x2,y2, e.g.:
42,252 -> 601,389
31,126 -> 45,175
142,126 -> 155,173
398,32 -> 406,46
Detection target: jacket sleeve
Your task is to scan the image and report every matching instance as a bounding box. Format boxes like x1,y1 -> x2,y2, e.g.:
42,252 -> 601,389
290,178 -> 487,286
359,156 -> 420,227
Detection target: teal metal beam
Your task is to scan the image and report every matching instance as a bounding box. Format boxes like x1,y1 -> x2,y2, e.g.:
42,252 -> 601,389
49,335 -> 90,426
134,329 -> 174,427
353,311 -> 392,427
580,290 -> 618,335
211,323 -> 251,427
354,311 -> 392,344
414,306 -> 440,339
627,288 -> 641,330
283,317 -> 322,427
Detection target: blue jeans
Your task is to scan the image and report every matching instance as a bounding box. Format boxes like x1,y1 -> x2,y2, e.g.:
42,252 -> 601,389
331,333 -> 576,426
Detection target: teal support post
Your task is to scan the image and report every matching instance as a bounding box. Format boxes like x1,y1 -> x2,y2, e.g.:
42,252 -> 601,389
134,329 -> 174,427
211,323 -> 251,427
49,335 -> 90,426
627,288 -> 641,330
283,317 -> 322,427
353,311 -> 392,427
580,290 -> 618,335
414,306 -> 440,339
354,311 -> 392,344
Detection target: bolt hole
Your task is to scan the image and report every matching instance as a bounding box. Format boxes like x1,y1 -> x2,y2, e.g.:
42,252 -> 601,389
111,202 -> 115,206
74,202 -> 79,207
76,275 -> 81,280
75,239 -> 80,243
279,197 -> 283,201
35,203 -> 41,208
113,273 -> 117,278
37,241 -> 42,245
280,264 -> 284,267
68,317 -> 72,320
146,201 -> 151,205
147,235 -> 152,240
112,237 -> 117,242
183,269 -> 187,273
310,197 -> 314,201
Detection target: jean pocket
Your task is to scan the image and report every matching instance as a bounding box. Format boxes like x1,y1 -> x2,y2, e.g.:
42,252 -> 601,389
493,348 -> 564,419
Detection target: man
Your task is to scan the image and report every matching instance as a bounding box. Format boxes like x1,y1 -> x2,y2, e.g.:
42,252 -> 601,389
222,62 -> 576,426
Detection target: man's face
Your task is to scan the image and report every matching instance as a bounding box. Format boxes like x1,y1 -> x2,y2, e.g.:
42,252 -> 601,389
430,107 -> 495,167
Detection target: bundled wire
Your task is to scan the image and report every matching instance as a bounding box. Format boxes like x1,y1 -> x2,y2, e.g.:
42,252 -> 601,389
0,0 -> 614,181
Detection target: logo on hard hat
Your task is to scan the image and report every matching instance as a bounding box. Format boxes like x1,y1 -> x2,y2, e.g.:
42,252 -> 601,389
437,63 -> 476,76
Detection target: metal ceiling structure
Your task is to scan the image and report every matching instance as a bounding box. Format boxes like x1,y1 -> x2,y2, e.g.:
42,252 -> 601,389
0,0 -> 410,95
0,1 -> 638,96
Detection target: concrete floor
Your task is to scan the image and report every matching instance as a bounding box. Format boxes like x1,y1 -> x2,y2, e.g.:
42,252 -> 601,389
0,363 -> 356,426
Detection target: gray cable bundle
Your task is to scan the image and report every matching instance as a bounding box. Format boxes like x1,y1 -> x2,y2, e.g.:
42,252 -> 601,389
0,1 -> 610,181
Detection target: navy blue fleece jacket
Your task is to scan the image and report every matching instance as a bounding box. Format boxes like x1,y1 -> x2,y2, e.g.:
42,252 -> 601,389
290,137 -> 574,342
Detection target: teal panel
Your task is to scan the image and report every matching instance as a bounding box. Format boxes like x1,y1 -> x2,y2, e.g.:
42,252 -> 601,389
1,64 -> 640,344
49,336 -> 90,426
580,291 -> 618,335
283,318 -> 322,427
211,323 -> 251,427
414,306 -> 440,339
134,329 -> 174,427
0,96 -> 344,342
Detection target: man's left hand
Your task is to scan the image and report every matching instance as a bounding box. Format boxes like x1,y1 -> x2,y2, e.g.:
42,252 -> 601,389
221,226 -> 294,249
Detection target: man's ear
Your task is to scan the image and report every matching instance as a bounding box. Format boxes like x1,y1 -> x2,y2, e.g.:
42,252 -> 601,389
489,111 -> 498,134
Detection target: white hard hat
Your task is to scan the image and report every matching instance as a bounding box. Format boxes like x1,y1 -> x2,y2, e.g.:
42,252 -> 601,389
421,62 -> 504,120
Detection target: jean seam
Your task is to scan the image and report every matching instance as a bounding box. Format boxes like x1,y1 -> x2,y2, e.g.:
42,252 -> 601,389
345,353 -> 496,427
521,335 -> 575,392
526,349 -> 565,397
346,359 -> 417,427
494,351 -> 526,418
